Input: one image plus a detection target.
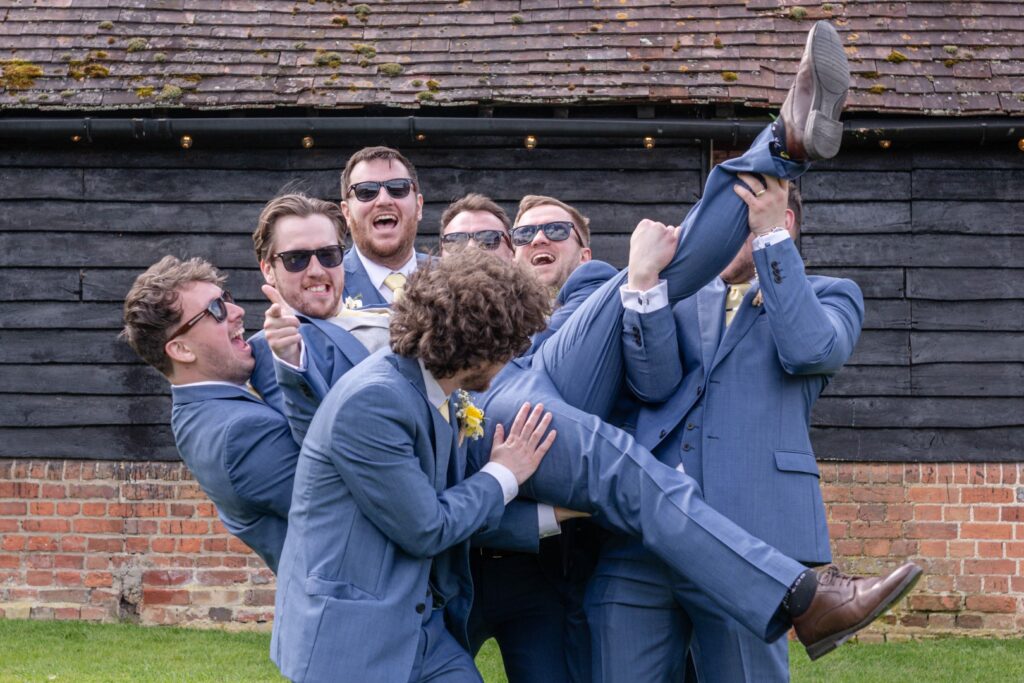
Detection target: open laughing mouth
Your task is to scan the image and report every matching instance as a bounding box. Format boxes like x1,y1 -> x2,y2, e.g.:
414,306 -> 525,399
531,253 -> 556,266
230,326 -> 250,352
373,213 -> 398,230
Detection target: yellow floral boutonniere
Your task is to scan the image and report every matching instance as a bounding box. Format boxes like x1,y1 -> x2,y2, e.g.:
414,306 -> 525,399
344,295 -> 363,310
456,389 -> 485,446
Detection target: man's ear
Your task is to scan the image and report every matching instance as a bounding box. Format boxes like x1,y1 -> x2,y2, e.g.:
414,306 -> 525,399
260,259 -> 276,287
579,247 -> 593,264
416,193 -> 424,222
784,208 -> 798,238
340,199 -> 352,223
164,338 -> 196,366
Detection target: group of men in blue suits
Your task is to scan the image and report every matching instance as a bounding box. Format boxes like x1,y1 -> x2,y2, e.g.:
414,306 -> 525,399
119,20 -> 924,683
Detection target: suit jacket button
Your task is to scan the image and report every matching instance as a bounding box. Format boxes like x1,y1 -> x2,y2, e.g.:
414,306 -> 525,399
774,275 -> 783,284
687,423 -> 695,430
659,429 -> 667,439
682,443 -> 692,452
696,385 -> 703,396
770,260 -> 779,268
415,603 -> 426,614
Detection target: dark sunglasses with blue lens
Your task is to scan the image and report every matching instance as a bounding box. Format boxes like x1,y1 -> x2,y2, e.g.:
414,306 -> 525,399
272,245 -> 345,273
440,229 -> 512,252
167,291 -> 233,341
509,221 -> 583,248
347,178 -> 416,202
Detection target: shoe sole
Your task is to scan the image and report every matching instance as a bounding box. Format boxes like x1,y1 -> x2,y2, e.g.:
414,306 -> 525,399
803,21 -> 850,161
804,564 -> 923,661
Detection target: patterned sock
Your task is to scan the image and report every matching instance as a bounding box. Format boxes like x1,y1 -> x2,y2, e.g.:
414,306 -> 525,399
783,568 -> 818,618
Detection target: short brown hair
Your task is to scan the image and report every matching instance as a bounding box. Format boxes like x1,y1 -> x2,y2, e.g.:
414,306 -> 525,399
252,193 -> 347,264
340,146 -> 419,200
514,195 -> 591,246
440,193 -> 511,232
120,255 -> 224,376
390,250 -> 550,378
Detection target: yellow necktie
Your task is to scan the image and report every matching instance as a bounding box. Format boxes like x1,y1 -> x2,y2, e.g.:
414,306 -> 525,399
438,399 -> 450,423
244,381 -> 263,401
383,272 -> 407,302
724,283 -> 751,327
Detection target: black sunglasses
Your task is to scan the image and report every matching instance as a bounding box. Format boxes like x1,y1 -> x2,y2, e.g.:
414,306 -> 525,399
509,221 -> 584,248
167,291 -> 233,341
347,178 -> 415,203
272,245 -> 345,273
440,230 -> 512,252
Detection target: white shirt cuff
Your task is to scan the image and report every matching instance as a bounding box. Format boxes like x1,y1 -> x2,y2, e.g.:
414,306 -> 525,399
619,279 -> 668,313
752,229 -> 790,251
480,462 -> 519,505
537,504 -> 561,538
272,340 -> 306,371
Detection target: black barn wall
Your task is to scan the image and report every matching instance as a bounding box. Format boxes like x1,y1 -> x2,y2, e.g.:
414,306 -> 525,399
0,136 -> 1021,462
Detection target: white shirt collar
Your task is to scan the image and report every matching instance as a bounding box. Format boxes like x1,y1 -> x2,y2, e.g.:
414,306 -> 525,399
172,379 -> 247,390
417,358 -> 449,410
353,244 -> 418,295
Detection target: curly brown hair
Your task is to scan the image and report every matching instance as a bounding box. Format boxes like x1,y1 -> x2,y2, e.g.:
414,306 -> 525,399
120,255 -> 224,376
390,250 -> 550,378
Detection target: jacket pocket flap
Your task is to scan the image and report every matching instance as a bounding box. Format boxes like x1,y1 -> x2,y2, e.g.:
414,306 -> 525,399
774,450 -> 820,477
305,575 -> 377,601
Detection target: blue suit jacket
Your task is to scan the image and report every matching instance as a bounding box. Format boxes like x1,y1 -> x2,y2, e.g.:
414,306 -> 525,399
170,383 -> 299,572
271,351 -> 506,682
247,331 -> 285,414
632,239 -> 864,563
341,248 -> 431,305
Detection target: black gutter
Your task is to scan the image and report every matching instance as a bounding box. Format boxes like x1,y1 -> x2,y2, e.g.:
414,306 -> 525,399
0,115 -> 1021,147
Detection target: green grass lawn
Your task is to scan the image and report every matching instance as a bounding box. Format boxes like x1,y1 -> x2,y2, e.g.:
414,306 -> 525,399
1,619 -> 1022,682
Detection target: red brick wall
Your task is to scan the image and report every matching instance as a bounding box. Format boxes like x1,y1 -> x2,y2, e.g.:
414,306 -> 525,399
1,459 -> 1022,636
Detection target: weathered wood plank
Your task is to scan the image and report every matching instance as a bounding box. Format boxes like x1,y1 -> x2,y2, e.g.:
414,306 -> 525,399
82,267 -> 268,302
800,172 -> 911,202
863,299 -> 910,330
0,168 -> 84,200
0,200 -> 263,233
802,201 -> 911,233
1,364 -> 169,395
813,397 -> 1024,429
810,150 -> 912,172
0,269 -> 80,301
82,168 -> 339,203
912,301 -> 1024,332
810,268 -> 905,299
911,148 -> 1024,170
823,365 -> 912,397
912,332 -> 1024,363
912,363 -> 1024,397
913,201 -> 1024,235
0,426 -> 179,460
803,234 -> 1024,268
0,330 -> 139,363
810,427 -> 1024,462
0,395 -> 172,427
913,169 -> 1024,201
0,301 -> 266,332
907,268 -> 1023,300
847,330 -> 909,365
0,144 -> 704,172
0,232 -> 256,268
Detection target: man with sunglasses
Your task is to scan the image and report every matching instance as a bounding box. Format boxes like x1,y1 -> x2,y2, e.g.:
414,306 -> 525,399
438,193 -> 516,261
339,146 -> 430,305
121,255 -> 299,574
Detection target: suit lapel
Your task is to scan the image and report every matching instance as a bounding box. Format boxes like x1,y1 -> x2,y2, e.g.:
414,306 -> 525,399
301,315 -> 372,366
697,280 -> 725,374
711,282 -> 763,373
388,353 -> 453,491
343,250 -> 387,306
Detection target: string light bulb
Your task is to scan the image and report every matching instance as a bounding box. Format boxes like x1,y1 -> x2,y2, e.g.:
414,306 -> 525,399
1018,138 -> 1024,152
70,135 -> 82,143
524,135 -> 537,150
878,139 -> 892,150
302,136 -> 315,149
415,133 -> 426,142
643,136 -> 655,149
180,135 -> 193,149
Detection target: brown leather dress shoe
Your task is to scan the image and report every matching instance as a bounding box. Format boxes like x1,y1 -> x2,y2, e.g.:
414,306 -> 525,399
793,562 -> 923,660
778,20 -> 850,161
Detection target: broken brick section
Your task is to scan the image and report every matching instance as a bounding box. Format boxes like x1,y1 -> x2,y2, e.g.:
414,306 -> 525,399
0,459 -> 1022,637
